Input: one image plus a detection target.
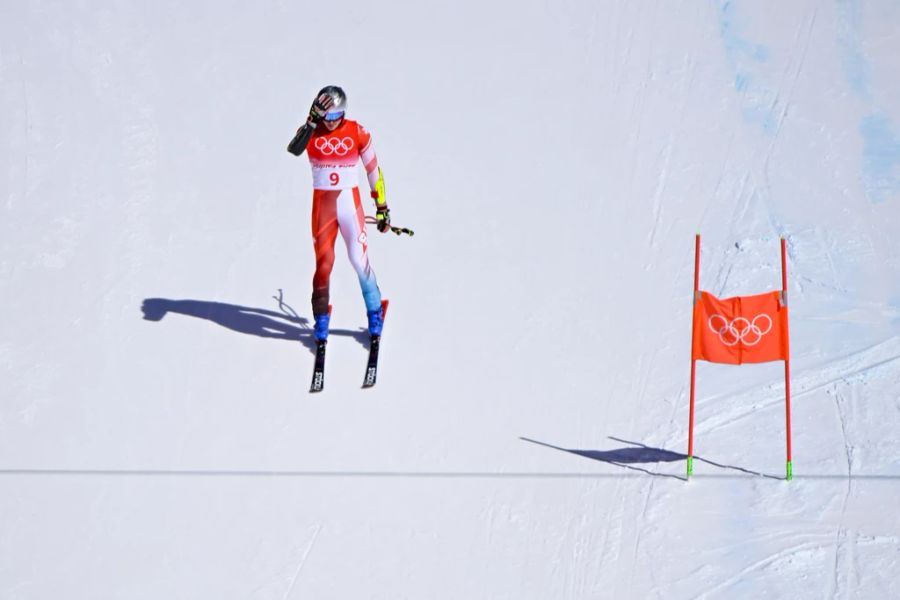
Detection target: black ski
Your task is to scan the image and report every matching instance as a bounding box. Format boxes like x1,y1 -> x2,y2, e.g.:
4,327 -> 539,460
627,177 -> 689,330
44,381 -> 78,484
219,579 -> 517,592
310,340 -> 327,393
362,299 -> 389,389
362,336 -> 380,388
309,304 -> 332,394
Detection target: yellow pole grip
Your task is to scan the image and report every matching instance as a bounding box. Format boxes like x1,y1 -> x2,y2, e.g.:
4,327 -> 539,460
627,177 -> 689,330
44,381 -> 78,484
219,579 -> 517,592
375,167 -> 386,207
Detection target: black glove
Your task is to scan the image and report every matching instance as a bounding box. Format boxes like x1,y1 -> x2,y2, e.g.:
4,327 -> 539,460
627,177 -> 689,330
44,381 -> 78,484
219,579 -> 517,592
308,93 -> 334,125
376,206 -> 391,233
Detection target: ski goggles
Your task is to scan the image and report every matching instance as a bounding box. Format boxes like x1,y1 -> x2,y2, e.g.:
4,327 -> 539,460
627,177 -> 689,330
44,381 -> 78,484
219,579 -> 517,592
323,111 -> 345,122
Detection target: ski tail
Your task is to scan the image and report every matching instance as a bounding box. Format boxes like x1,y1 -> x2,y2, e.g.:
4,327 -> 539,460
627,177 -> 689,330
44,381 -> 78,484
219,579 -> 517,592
362,299 -> 389,388
309,304 -> 332,393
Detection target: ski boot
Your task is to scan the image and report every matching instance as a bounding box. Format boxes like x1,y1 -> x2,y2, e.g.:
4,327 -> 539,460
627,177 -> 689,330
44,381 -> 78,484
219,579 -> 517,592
313,312 -> 330,342
367,307 -> 384,337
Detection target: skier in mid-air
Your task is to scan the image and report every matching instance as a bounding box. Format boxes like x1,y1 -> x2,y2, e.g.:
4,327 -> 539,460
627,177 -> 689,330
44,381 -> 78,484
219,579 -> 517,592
287,85 -> 390,343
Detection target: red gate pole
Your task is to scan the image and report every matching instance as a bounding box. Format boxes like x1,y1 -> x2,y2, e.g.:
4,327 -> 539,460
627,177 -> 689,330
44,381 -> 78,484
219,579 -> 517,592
687,234 -> 701,478
781,238 -> 793,481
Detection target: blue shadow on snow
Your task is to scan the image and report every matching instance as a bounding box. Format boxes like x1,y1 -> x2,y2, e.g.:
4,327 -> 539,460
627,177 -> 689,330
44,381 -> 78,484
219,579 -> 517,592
521,436 -> 782,480
141,298 -> 369,355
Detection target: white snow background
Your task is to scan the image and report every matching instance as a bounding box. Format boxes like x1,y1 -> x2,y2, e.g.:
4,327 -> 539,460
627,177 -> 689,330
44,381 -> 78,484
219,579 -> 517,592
2,1 -> 900,598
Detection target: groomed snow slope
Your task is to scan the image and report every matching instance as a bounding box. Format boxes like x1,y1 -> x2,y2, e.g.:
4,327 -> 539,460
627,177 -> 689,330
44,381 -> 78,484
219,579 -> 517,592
2,1 -> 900,598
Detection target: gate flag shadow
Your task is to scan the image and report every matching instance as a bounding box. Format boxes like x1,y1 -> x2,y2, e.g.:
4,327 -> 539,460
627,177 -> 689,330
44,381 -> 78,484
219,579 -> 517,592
520,437 -> 782,480
141,298 -> 369,354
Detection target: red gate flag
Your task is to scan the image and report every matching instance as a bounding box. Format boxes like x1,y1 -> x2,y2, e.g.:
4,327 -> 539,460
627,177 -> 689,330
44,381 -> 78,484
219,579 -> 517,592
692,290 -> 789,364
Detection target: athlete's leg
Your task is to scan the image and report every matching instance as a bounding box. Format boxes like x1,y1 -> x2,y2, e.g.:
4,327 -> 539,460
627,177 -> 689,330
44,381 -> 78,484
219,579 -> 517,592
336,187 -> 382,313
311,189 -> 340,316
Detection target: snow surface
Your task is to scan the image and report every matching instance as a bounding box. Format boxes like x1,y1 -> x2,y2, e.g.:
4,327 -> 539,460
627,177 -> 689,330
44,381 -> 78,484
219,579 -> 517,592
2,1 -> 900,598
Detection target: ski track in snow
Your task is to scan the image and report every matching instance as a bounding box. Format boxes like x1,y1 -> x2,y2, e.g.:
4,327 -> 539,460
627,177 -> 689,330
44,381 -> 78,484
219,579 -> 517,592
281,525 -> 322,600
695,335 -> 900,437
828,384 -> 853,599
696,540 -> 824,599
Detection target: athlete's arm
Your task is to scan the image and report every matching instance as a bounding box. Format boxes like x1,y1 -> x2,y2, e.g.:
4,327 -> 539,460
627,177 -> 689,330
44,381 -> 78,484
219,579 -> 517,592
287,121 -> 315,156
357,123 -> 391,233
360,138 -> 386,208
288,93 -> 334,156
358,126 -> 380,191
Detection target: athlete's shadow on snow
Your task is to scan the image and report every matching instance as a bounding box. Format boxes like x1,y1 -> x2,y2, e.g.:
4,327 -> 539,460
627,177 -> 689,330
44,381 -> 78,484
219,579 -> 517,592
520,437 -> 783,481
141,298 -> 369,354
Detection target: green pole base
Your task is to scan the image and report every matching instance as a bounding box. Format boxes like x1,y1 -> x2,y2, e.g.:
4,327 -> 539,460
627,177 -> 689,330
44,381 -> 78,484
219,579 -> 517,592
786,461 -> 793,481
687,456 -> 693,478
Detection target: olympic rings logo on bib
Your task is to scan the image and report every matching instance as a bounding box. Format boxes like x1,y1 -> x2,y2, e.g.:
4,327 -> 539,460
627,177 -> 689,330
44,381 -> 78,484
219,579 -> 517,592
707,314 -> 772,346
314,137 -> 354,156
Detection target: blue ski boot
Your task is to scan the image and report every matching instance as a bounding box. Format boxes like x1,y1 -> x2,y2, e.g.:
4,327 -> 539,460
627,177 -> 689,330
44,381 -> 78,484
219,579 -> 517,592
367,307 -> 384,337
313,313 -> 330,342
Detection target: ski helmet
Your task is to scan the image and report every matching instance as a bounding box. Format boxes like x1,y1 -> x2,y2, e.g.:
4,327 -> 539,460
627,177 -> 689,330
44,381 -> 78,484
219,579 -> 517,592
318,85 -> 347,121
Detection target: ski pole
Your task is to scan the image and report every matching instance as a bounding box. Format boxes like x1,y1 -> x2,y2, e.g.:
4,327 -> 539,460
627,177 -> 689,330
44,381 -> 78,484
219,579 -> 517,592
365,216 -> 415,237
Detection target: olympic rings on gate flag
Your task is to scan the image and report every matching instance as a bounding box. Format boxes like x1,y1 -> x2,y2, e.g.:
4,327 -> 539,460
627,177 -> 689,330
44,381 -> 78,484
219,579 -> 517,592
691,290 -> 787,364
707,313 -> 772,346
314,137 -> 354,156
